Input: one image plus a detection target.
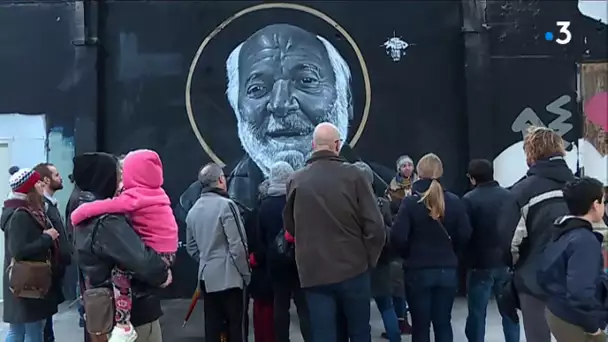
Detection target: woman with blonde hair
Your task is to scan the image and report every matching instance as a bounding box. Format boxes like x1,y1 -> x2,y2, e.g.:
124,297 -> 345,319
391,153 -> 472,342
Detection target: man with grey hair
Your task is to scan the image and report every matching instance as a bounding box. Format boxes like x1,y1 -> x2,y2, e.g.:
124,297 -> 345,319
185,162 -> 250,342
284,122 -> 386,342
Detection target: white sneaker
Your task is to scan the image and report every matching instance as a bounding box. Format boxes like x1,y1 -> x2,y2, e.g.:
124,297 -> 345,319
109,323 -> 138,342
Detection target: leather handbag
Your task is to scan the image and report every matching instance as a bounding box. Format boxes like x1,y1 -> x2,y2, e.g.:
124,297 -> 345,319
80,217 -> 115,337
83,287 -> 114,336
5,209 -> 52,299
7,258 -> 52,299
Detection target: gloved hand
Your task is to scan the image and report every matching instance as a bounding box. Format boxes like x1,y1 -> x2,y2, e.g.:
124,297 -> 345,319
285,231 -> 295,243
249,253 -> 257,267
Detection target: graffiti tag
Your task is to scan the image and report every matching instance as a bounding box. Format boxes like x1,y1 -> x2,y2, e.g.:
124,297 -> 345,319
511,95 -> 573,144
382,33 -> 410,62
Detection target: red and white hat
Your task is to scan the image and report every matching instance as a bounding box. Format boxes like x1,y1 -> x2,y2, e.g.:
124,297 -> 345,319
9,168 -> 41,194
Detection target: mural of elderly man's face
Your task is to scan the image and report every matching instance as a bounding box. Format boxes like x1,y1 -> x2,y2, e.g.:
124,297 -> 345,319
227,24 -> 352,175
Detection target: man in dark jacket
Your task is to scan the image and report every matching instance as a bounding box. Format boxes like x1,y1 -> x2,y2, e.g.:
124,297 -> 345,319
72,152 -> 171,342
283,122 -> 386,342
462,159 -> 520,342
65,175 -> 86,329
258,161 -> 312,342
499,126 -> 575,342
34,162 -> 73,342
539,177 -> 607,341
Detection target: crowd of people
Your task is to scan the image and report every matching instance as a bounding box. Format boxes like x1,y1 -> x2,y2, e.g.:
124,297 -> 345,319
185,123 -> 608,342
2,123 -> 608,342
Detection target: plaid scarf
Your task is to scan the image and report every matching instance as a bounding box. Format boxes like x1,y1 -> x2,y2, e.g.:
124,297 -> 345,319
3,198 -> 60,261
395,173 -> 413,190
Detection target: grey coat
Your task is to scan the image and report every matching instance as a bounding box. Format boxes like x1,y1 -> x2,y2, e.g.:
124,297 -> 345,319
185,188 -> 250,293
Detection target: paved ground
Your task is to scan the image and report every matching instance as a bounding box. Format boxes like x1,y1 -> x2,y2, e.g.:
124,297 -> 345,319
0,298 -> 526,341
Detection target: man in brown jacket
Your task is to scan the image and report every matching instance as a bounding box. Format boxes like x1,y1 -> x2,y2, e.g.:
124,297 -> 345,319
283,122 -> 386,342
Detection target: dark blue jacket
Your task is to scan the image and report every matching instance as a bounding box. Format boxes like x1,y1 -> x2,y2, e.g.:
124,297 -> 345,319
462,180 -> 511,269
391,179 -> 472,269
538,216 -> 607,333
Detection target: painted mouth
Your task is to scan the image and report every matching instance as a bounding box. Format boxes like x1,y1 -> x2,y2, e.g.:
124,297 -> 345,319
267,130 -> 310,138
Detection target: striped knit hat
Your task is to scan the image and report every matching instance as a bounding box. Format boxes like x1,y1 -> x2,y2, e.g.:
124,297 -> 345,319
9,168 -> 41,194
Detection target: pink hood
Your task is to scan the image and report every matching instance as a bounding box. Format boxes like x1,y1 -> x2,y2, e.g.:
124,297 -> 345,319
122,149 -> 163,190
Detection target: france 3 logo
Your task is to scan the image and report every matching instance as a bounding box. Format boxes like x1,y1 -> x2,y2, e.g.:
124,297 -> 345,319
544,21 -> 572,45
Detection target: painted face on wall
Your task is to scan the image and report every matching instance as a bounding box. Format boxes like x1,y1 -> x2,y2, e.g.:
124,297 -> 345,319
229,24 -> 352,176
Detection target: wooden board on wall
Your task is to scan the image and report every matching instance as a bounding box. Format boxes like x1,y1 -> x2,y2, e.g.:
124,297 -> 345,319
581,62 -> 608,155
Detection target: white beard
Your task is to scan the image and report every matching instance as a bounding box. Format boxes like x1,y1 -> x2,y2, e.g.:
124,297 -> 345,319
236,98 -> 350,177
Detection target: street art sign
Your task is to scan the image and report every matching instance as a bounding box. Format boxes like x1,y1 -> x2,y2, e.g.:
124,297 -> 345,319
382,33 -> 410,62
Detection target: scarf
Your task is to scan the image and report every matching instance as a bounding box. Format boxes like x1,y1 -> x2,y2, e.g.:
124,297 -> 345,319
267,182 -> 286,196
2,197 -> 59,261
394,173 -> 414,190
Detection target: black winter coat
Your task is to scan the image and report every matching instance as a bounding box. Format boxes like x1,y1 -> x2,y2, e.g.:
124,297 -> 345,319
75,192 -> 169,327
244,202 -> 274,300
258,194 -> 300,285
44,197 -> 73,303
499,156 -> 575,298
1,205 -> 60,324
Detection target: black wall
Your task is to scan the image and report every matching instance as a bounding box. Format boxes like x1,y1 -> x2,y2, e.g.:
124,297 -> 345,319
0,0 -> 606,298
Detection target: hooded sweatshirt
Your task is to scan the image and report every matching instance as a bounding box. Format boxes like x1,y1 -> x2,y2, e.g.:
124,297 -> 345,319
71,149 -> 178,253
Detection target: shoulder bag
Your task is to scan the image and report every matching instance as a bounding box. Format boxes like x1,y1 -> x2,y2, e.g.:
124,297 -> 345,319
6,209 -> 52,299
80,215 -> 115,338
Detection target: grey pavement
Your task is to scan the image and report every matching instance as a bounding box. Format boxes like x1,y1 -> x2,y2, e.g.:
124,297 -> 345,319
0,298 -> 527,341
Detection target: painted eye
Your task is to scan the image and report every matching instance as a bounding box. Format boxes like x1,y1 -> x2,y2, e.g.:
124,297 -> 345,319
298,76 -> 319,87
246,85 -> 267,98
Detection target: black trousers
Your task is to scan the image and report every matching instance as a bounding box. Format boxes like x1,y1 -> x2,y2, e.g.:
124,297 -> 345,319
44,316 -> 55,342
273,282 -> 312,342
201,281 -> 246,342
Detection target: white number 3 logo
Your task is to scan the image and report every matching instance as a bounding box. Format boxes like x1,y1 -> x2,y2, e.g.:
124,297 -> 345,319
556,21 -> 572,45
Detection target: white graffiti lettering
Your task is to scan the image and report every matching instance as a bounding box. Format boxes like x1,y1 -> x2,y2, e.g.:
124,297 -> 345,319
382,33 -> 410,62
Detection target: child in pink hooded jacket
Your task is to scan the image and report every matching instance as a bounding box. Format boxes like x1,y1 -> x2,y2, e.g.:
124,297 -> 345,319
71,149 -> 178,342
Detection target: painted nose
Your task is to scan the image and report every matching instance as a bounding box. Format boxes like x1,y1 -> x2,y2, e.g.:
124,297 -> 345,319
267,80 -> 297,117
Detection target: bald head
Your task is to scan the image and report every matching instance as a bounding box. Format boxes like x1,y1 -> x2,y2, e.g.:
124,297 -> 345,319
312,122 -> 341,153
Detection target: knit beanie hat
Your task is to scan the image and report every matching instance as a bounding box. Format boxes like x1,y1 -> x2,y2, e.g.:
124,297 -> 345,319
396,155 -> 414,171
269,161 -> 294,188
9,168 -> 41,194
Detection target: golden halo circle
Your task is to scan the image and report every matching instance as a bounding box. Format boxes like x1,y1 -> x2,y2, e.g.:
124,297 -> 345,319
185,2 -> 371,167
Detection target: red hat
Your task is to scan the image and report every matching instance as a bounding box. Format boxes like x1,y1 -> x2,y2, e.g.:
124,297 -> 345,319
9,168 -> 41,194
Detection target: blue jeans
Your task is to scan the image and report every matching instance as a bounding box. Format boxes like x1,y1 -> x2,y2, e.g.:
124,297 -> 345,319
5,320 -> 45,342
465,268 -> 520,342
305,272 -> 371,342
405,268 -> 458,342
374,296 -> 402,342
